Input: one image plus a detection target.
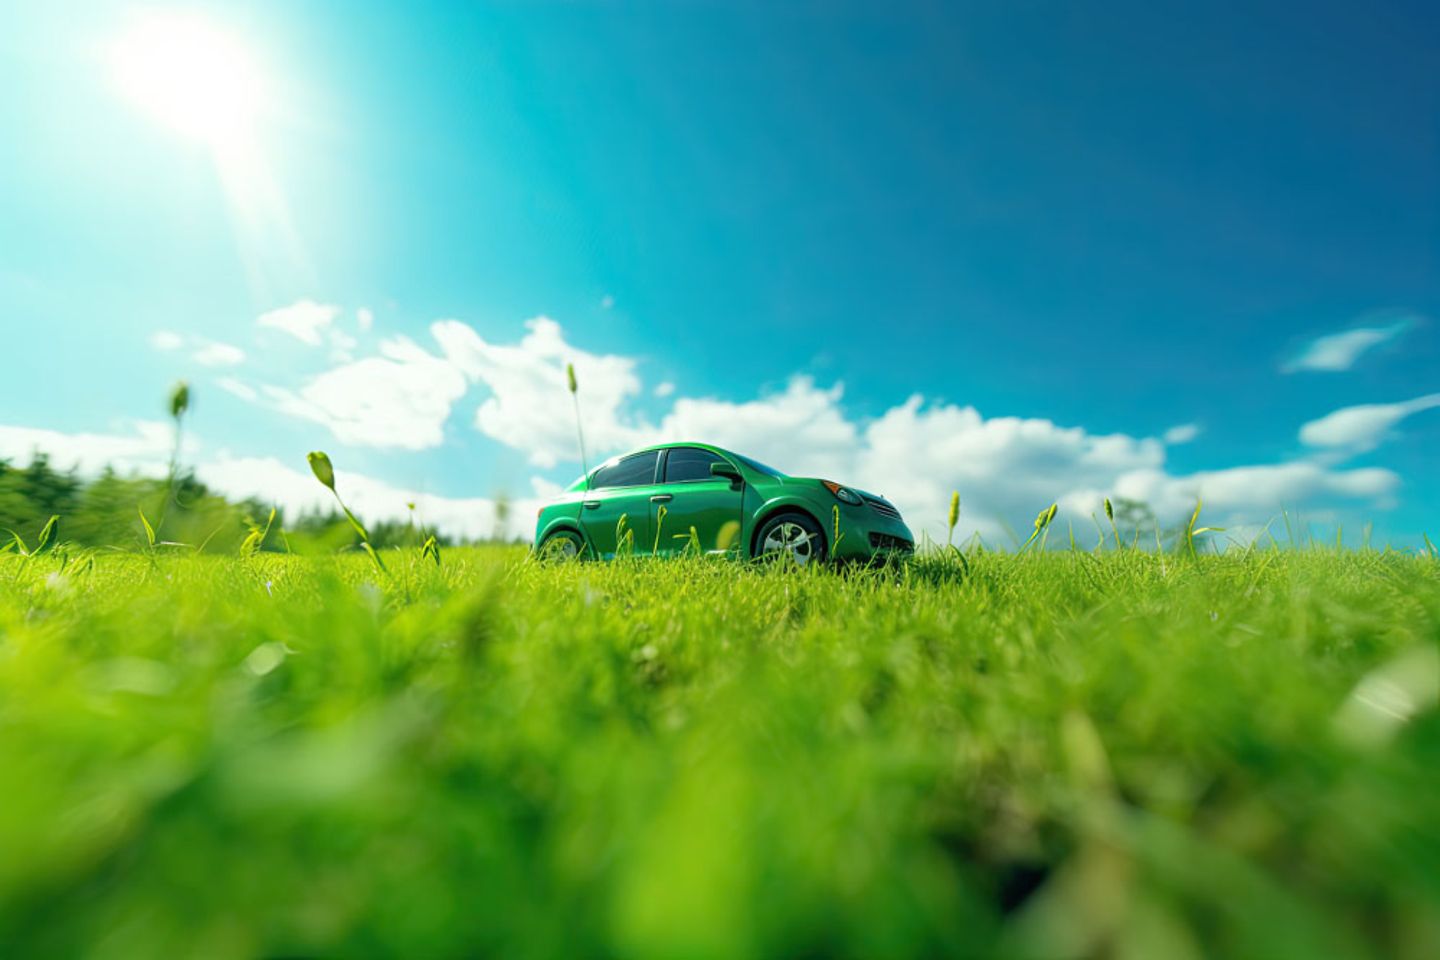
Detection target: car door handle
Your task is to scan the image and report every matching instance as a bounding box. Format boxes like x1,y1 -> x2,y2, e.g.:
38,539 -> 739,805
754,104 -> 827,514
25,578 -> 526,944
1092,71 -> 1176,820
582,500 -> 602,509
650,494 -> 673,503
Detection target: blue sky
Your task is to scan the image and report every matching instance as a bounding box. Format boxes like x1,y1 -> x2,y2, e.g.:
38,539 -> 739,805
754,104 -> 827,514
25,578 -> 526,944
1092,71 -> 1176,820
1,0 -> 1436,543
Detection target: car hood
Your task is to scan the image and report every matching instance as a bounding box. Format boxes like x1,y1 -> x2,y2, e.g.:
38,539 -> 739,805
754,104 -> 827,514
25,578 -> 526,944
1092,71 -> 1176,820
785,476 -> 899,509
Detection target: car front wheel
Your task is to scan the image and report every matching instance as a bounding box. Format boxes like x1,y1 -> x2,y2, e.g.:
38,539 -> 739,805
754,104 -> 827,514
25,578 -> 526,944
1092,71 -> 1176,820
754,512 -> 827,565
538,528 -> 585,562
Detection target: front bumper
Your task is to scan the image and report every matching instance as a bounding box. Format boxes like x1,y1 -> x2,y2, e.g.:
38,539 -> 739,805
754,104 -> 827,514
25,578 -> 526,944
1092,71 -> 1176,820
867,531 -> 915,553
831,501 -> 914,560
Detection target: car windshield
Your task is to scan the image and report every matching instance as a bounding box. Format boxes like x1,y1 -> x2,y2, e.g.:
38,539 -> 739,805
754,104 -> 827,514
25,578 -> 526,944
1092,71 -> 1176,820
736,454 -> 786,478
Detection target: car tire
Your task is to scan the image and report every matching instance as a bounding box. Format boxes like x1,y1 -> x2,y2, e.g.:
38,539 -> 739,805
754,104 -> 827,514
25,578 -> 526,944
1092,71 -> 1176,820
538,528 -> 586,562
753,511 -> 827,566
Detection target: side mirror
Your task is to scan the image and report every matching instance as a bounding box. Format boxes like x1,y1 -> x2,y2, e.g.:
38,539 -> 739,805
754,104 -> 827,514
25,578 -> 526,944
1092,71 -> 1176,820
710,462 -> 742,483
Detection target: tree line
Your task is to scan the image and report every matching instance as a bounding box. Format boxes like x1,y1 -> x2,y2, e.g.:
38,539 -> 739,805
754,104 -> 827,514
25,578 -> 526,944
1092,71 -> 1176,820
0,453 -> 471,553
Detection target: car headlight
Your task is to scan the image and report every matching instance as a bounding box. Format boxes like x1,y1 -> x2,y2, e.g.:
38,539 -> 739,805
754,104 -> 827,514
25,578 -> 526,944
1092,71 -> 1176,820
822,480 -> 863,506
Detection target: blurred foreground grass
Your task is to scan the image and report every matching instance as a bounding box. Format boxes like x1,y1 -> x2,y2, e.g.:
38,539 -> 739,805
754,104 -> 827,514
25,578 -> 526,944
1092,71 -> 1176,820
0,546 -> 1437,957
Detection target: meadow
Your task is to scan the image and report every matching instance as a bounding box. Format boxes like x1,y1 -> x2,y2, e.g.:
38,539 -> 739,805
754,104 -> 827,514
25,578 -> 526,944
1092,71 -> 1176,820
0,541 -> 1437,958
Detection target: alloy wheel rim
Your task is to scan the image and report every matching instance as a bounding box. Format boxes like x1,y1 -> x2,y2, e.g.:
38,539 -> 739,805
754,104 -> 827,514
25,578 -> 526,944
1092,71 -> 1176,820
761,522 -> 815,564
545,536 -> 579,560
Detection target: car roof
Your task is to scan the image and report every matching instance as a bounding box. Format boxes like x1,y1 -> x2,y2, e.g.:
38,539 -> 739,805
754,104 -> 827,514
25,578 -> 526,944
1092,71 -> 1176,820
587,443 -> 748,472
599,441 -> 739,464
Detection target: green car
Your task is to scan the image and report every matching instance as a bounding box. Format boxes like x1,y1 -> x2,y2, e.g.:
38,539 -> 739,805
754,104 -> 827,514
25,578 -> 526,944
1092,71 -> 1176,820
534,442 -> 914,564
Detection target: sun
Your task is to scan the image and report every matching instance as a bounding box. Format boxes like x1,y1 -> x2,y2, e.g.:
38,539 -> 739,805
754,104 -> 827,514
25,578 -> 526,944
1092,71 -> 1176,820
111,14 -> 267,148
109,13 -> 300,293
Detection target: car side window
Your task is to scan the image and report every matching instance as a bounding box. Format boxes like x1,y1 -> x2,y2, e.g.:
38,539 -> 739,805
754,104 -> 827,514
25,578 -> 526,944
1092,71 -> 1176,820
664,447 -> 728,483
590,451 -> 659,489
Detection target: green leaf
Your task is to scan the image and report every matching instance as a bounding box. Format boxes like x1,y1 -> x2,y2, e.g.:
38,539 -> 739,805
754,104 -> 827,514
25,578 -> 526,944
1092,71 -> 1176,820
1187,498 -> 1204,536
239,530 -> 264,558
5,529 -> 28,556
360,541 -> 387,574
948,543 -> 970,576
138,507 -> 156,548
35,515 -> 58,553
340,505 -> 370,544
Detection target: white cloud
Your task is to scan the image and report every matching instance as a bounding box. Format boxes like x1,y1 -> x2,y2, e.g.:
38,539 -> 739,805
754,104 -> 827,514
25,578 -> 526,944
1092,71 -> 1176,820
865,402 -> 1397,543
435,316 -> 649,467
261,336 -> 467,450
654,381 -> 676,398
600,294 -> 615,310
1282,316 -> 1415,373
192,340 -> 246,367
1103,463 -> 1398,528
849,394 -> 1167,541
216,377 -> 258,402
196,456 -> 539,541
530,476 -> 565,499
150,330 -> 183,351
1162,423 -> 1200,445
0,420 -> 176,476
256,299 -> 342,346
658,377 -> 858,480
1299,394 -> 1440,451
152,331 -> 246,367
328,328 -> 358,363
356,307 -> 374,332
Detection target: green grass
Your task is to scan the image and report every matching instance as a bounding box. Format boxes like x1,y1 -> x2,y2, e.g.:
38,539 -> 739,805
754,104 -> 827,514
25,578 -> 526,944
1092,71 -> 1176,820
1,546 -> 1437,958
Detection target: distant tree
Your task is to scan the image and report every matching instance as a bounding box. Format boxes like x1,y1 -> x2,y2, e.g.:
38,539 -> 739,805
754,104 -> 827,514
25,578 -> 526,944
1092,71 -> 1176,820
0,452 -> 480,553
493,492 -> 512,542
0,453 -> 81,544
1111,497 -> 1157,547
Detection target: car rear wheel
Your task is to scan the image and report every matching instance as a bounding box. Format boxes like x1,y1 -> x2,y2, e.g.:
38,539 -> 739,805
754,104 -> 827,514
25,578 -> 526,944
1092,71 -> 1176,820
755,512 -> 826,565
538,528 -> 585,562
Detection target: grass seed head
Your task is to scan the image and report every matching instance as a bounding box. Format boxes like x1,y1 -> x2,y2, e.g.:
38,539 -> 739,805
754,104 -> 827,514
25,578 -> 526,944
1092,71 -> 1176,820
1104,497 -> 1114,522
307,451 -> 337,492
948,491 -> 960,531
169,381 -> 190,419
566,362 -> 578,394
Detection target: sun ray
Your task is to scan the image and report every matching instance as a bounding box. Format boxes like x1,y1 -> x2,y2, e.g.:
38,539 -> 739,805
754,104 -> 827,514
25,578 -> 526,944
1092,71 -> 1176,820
109,13 -> 308,298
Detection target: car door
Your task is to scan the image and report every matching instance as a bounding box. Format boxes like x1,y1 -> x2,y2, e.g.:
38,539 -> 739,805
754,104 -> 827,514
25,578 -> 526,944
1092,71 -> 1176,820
579,450 -> 660,558
651,447 -> 746,555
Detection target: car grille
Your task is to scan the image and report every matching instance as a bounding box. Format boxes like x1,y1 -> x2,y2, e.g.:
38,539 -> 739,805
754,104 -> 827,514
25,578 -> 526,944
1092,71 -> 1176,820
868,532 -> 914,552
863,495 -> 901,519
